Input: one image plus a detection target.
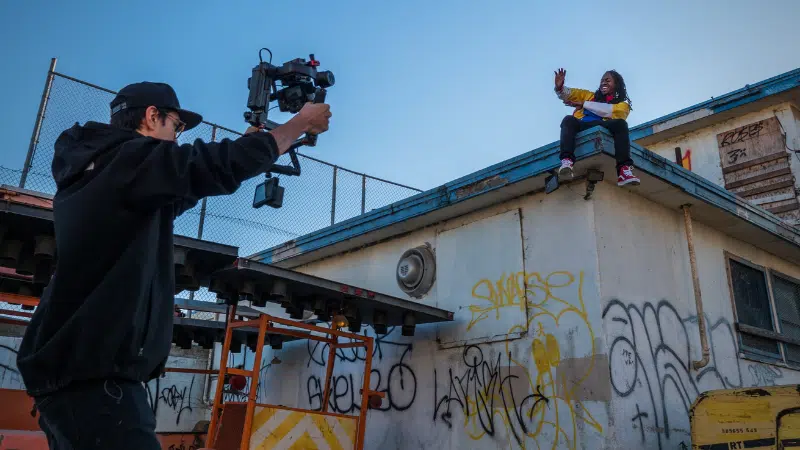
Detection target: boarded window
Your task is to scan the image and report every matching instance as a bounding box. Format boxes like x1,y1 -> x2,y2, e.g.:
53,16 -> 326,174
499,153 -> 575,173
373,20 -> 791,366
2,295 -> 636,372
729,259 -> 780,357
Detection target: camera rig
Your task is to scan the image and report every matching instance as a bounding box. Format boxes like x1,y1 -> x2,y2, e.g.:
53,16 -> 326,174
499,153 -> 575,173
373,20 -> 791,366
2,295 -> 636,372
247,48 -> 335,208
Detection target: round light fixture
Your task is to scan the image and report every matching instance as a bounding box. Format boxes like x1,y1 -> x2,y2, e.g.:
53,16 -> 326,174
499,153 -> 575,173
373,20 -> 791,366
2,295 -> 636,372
396,243 -> 436,298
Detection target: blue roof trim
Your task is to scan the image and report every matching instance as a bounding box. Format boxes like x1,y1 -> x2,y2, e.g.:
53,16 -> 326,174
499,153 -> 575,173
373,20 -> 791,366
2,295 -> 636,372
251,130 -> 604,263
630,67 -> 800,141
255,125 -> 800,264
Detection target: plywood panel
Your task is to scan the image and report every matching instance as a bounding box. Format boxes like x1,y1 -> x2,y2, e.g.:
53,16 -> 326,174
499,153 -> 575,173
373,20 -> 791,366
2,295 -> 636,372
717,117 -> 799,221
717,117 -> 783,167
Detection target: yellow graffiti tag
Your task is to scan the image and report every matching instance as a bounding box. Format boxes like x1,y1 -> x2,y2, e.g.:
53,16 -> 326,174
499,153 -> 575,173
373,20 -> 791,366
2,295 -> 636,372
467,271 -> 576,331
461,270 -> 602,450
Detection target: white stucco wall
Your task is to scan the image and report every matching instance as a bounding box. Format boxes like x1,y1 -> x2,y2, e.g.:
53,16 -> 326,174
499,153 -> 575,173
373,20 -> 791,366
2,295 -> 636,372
639,102 -> 800,189
228,178 -> 800,449
597,184 -> 800,449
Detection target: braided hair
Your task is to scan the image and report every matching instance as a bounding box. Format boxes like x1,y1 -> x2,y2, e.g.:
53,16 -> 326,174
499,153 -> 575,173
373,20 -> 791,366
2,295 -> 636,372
594,70 -> 633,110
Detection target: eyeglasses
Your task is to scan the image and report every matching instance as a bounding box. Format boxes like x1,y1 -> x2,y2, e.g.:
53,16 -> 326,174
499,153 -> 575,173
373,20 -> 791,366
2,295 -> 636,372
158,109 -> 186,138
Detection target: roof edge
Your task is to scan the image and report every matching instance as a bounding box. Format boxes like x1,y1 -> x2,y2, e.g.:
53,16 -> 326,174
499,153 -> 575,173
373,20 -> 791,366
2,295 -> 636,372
629,67 -> 800,142
253,127 -> 800,268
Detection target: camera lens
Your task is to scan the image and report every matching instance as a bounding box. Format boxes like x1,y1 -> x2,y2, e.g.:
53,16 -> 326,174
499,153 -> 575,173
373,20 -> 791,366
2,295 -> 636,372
316,71 -> 335,88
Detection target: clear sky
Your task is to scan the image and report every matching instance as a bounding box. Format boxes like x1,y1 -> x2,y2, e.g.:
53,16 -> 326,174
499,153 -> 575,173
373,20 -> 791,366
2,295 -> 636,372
2,0 -> 800,192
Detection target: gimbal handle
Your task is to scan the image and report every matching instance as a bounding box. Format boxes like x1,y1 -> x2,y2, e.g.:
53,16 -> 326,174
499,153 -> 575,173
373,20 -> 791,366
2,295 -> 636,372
267,87 -> 327,177
303,88 -> 327,147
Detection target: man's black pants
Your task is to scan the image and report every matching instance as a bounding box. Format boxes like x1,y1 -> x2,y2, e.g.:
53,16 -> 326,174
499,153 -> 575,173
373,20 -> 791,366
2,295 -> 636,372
559,115 -> 633,169
34,379 -> 161,449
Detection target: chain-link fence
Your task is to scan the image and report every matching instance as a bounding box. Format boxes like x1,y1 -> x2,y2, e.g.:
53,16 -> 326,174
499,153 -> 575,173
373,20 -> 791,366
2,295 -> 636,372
11,62 -> 422,318
1,166 -> 22,187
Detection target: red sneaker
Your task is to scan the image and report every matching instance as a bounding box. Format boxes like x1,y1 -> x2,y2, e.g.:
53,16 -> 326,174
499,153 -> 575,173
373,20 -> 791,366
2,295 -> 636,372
558,158 -> 574,179
618,165 -> 640,186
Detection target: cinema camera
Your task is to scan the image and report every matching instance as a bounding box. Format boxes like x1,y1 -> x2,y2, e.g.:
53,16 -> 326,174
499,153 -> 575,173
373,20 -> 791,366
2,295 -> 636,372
246,48 -> 335,208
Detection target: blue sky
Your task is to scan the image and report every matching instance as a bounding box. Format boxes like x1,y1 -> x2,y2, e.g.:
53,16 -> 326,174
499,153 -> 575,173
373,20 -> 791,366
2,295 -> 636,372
2,0 -> 800,192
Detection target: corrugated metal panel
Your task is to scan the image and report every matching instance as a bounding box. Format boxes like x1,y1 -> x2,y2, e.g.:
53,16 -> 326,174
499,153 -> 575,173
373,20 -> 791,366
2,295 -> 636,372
717,117 -> 799,223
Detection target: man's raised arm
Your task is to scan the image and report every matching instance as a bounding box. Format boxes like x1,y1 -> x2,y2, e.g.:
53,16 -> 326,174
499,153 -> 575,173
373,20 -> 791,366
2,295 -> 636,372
118,102 -> 332,212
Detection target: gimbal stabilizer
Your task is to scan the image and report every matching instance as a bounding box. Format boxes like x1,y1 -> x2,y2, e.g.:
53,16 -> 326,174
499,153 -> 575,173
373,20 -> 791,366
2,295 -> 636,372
246,48 -> 334,208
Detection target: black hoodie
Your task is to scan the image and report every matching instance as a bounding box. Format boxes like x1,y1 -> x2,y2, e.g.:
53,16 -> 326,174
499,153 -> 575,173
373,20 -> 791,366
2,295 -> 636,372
16,121 -> 280,396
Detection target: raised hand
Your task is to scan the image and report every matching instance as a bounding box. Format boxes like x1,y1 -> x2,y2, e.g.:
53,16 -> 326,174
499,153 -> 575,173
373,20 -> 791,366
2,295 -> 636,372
554,68 -> 566,91
297,102 -> 332,135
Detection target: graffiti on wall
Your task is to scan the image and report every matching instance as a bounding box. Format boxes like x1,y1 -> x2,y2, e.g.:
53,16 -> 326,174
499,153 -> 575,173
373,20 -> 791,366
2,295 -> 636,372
603,299 -> 744,450
433,344 -> 550,445
432,270 -> 606,449
305,326 -> 418,414
748,363 -> 783,386
221,353 -> 272,404
145,375 -> 199,427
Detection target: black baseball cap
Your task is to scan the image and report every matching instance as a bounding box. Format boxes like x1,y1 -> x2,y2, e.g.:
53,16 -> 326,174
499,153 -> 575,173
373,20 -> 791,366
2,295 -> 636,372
110,82 -> 203,131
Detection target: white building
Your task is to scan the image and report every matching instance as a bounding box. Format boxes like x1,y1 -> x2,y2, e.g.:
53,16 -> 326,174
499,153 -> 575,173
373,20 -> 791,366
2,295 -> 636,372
237,67 -> 800,449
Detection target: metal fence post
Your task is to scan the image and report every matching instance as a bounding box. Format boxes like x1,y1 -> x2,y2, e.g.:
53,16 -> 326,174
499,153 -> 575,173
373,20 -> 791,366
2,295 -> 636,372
196,126 -> 215,240
331,166 -> 338,225
20,57 -> 57,189
361,174 -> 366,214
187,125 -> 216,311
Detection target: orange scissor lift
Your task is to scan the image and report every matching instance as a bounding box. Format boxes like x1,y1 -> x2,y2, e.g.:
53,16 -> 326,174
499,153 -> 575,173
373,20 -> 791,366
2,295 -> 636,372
202,304 -> 380,450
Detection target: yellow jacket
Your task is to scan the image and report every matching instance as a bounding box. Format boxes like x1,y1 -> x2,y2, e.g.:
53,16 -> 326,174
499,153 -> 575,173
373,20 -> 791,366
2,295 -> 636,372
555,86 -> 630,121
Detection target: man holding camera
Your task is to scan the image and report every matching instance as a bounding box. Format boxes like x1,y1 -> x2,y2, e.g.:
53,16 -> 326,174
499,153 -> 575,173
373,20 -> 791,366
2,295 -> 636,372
16,81 -> 331,449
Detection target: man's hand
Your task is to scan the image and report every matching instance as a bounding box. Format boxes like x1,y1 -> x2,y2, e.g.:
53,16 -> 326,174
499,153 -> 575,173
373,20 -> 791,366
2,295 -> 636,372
554,68 -> 566,91
296,102 -> 332,134
244,124 -> 266,134
564,100 -> 584,108
267,102 -> 332,156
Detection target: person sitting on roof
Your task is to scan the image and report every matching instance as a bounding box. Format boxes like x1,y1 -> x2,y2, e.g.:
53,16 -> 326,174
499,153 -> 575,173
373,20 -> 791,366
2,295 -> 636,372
554,68 -> 640,187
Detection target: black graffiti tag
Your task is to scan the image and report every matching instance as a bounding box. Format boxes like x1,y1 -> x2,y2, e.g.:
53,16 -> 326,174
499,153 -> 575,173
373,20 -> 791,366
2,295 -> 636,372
306,341 -> 417,413
719,122 -> 764,147
432,345 -> 549,448
726,148 -> 747,164
145,376 -> 198,426
603,299 -> 743,450
159,377 -> 195,426
305,327 -> 417,413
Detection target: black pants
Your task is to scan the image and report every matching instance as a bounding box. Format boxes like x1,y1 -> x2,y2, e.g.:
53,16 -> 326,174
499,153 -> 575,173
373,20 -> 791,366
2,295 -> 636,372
34,379 -> 160,449
559,115 -> 633,169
